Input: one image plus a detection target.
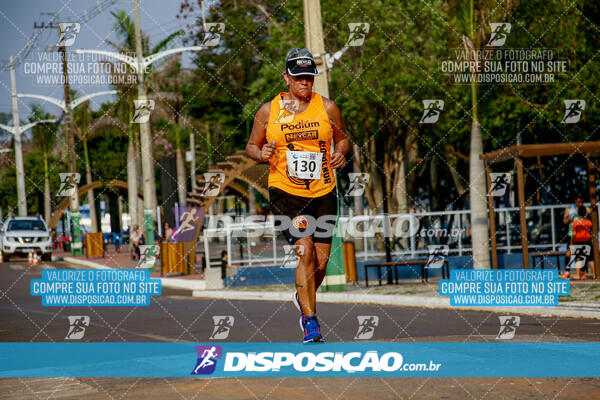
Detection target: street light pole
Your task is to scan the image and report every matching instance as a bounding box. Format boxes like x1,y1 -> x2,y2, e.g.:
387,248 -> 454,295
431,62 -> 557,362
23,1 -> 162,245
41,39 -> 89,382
190,132 -> 196,191
302,0 -> 329,98
134,0 -> 155,244
9,56 -> 26,216
59,33 -> 83,256
0,119 -> 58,218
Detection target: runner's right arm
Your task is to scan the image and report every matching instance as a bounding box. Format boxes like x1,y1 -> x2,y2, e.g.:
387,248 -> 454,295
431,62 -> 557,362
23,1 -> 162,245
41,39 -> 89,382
563,208 -> 571,225
246,102 -> 275,162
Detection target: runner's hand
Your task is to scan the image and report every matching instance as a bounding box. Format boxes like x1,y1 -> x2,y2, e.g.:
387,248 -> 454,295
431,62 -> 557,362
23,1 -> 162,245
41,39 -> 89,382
261,141 -> 276,161
330,152 -> 346,169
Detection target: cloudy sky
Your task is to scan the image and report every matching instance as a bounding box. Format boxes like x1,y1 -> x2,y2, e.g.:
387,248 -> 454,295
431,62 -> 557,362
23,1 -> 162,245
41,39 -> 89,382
0,0 -> 196,120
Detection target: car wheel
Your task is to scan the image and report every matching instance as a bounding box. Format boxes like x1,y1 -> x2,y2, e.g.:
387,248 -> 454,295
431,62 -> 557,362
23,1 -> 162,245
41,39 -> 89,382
3,254 -> 9,262
41,253 -> 52,262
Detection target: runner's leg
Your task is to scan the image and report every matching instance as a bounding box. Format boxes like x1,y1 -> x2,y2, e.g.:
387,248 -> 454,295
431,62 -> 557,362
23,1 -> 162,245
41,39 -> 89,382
310,189 -> 336,291
295,236 -> 316,316
314,242 -> 331,290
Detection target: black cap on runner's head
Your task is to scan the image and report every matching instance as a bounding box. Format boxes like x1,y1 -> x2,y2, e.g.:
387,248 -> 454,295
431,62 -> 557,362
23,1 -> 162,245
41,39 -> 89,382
285,47 -> 319,76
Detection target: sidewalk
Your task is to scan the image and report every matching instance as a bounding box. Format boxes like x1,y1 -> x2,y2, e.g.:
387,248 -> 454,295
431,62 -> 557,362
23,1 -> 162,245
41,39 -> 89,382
51,247 -> 207,291
190,281 -> 600,320
52,248 -> 600,319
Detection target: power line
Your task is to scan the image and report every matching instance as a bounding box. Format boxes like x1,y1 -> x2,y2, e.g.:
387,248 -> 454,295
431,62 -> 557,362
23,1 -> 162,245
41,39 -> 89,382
0,0 -> 119,71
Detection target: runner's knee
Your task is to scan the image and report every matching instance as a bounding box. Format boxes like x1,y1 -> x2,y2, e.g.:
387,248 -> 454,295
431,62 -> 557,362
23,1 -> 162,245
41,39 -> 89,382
299,250 -> 314,265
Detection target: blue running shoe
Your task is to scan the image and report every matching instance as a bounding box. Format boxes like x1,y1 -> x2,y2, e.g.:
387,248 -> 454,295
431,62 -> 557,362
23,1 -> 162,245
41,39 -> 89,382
302,316 -> 324,343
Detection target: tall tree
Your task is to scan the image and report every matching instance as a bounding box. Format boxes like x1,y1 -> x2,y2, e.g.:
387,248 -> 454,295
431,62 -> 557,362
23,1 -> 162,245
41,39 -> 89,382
73,100 -> 98,232
74,99 -> 127,232
29,105 -> 58,223
149,55 -> 193,207
108,10 -> 184,224
465,0 -> 491,269
176,0 -> 599,262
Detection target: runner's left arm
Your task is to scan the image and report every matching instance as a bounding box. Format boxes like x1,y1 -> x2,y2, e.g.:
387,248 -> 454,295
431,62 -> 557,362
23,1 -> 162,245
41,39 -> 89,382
324,99 -> 350,169
246,102 -> 274,162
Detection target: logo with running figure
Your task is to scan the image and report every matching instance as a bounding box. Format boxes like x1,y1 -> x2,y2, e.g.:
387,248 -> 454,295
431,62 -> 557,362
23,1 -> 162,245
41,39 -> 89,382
560,100 -> 585,124
200,172 -> 225,197
488,173 -> 512,197
419,100 -> 444,124
170,207 -> 204,242
274,99 -> 299,124
57,173 -> 81,197
58,23 -> 80,47
131,99 -> 155,124
496,316 -> 520,339
201,23 -> 225,47
354,316 -> 379,340
191,345 -> 223,375
486,23 -> 511,47
346,173 -> 370,197
210,316 -> 235,340
425,245 -> 449,269
566,245 -> 590,270
136,245 -> 159,269
346,23 -> 370,46
65,315 -> 90,340
281,244 -> 305,268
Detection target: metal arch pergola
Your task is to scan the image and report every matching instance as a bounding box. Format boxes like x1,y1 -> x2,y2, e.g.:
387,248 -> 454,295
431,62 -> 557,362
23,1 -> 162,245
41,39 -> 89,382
48,180 -> 143,229
481,141 -> 600,278
187,150 -> 269,211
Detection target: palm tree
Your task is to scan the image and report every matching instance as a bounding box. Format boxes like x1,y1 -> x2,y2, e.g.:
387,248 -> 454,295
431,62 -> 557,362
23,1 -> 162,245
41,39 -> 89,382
29,105 -> 58,223
462,26 -> 490,269
149,55 -> 194,207
72,100 -> 98,232
73,100 -> 125,232
459,0 -> 517,268
108,10 -> 185,219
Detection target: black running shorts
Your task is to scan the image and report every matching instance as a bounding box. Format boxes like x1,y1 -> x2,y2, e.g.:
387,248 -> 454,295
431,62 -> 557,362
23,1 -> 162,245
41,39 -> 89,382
269,186 -> 338,245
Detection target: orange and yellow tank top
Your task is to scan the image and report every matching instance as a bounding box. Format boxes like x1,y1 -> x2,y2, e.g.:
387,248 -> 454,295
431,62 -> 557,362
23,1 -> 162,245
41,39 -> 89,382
266,92 -> 336,198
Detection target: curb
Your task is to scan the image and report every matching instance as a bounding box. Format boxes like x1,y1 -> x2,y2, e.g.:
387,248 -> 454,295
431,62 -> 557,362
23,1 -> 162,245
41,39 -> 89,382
62,256 -> 111,270
191,290 -> 600,320
56,256 -> 599,319
61,256 -> 207,291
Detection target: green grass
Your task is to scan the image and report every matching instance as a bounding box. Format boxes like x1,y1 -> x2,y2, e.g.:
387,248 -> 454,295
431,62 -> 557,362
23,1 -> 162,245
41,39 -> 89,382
559,297 -> 580,303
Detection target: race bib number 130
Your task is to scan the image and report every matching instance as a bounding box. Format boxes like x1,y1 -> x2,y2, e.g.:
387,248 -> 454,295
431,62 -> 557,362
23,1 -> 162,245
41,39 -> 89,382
287,151 -> 323,180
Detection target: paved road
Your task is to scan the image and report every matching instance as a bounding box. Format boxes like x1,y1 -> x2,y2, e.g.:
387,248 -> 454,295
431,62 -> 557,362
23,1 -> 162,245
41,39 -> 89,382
1,259 -> 599,399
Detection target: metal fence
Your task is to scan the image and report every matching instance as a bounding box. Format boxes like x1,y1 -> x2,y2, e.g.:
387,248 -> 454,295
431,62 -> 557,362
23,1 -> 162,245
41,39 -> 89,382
201,203 -> 578,266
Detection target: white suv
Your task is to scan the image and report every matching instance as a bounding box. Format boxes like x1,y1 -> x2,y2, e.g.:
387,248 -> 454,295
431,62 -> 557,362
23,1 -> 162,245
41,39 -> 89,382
1,216 -> 52,261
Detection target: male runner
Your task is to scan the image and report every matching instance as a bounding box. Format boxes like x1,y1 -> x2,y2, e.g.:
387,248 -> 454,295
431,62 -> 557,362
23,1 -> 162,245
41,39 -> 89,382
566,206 -> 593,279
246,48 -> 350,343
562,194 -> 589,275
563,194 -> 587,237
